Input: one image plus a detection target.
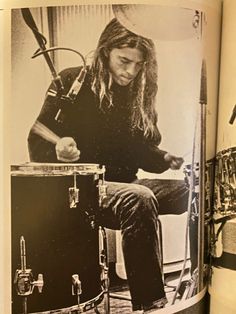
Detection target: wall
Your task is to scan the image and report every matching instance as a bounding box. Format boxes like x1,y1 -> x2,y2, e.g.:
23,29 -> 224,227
10,4 -> 221,181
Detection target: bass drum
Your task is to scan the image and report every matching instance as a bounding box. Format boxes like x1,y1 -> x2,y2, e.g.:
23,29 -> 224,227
11,163 -> 106,314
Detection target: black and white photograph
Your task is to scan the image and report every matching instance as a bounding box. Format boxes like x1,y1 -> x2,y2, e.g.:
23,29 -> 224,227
1,0 -> 226,313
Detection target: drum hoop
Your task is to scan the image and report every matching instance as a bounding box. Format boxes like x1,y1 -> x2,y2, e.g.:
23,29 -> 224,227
215,209 -> 236,217
11,163 -> 105,176
216,147 -> 236,159
28,290 -> 105,314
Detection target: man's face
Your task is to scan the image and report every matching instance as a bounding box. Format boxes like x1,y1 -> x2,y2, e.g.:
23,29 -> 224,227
108,47 -> 144,86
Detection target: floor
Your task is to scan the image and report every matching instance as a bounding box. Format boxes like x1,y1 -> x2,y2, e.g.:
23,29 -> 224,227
86,264 -> 194,314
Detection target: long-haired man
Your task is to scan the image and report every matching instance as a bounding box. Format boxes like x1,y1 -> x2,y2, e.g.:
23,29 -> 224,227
28,18 -> 188,312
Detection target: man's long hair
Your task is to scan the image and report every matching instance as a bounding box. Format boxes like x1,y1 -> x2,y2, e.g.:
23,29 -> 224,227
91,18 -> 159,138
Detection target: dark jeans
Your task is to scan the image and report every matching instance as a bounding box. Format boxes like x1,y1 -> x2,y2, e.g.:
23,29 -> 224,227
99,178 -> 189,310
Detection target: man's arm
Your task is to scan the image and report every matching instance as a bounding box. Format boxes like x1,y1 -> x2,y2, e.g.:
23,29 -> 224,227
138,143 -> 170,173
137,126 -> 184,173
28,130 -> 58,162
28,67 -> 82,162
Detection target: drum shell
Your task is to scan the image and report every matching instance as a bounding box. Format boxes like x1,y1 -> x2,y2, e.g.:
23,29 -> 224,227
11,173 -> 101,313
214,147 -> 236,214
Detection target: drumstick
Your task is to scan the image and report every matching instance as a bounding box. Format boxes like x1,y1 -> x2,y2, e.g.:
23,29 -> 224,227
32,120 -> 60,144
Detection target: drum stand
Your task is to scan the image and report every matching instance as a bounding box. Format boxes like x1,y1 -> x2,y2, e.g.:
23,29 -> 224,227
183,58 -> 208,296
99,227 -> 110,314
171,58 -> 208,304
170,190 -> 199,305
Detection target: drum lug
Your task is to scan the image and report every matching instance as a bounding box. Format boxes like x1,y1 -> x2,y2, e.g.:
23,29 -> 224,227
72,274 -> 82,306
69,187 -> 79,208
98,182 -> 107,207
69,172 -> 80,208
97,166 -> 107,207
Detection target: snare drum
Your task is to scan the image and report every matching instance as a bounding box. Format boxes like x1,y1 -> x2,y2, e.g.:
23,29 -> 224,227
11,163 -> 107,313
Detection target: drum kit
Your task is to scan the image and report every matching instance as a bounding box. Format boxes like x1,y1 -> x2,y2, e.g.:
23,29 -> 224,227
12,3 -> 210,313
12,159 -> 225,313
11,162 -> 215,313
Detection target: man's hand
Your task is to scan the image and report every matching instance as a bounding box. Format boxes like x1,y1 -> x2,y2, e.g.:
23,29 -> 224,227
55,137 -> 80,162
164,153 -> 184,170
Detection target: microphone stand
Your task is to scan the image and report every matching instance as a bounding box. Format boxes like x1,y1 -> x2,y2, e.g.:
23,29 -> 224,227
21,8 -> 64,95
198,58 -> 207,292
21,8 -> 87,124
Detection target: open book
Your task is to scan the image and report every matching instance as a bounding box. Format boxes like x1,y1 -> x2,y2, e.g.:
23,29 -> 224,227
1,0 -> 236,313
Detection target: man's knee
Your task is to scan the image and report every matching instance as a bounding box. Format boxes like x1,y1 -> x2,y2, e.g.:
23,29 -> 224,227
120,183 -> 159,219
129,183 -> 156,201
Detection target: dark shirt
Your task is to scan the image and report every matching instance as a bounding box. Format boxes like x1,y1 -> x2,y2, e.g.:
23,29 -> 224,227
28,66 -> 170,182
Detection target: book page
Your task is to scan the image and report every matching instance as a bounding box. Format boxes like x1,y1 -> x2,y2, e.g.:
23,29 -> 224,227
0,6 -> 5,314
208,0 -> 236,313
1,0 -> 221,313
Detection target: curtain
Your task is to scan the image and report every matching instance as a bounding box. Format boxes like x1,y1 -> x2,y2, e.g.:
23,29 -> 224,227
48,5 -> 114,71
